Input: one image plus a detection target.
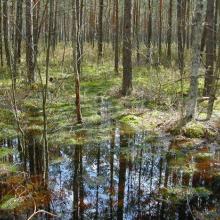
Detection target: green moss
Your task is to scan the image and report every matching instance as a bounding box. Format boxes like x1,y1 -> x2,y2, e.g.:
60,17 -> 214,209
0,148 -> 13,159
0,163 -> 18,175
194,152 -> 212,162
120,115 -> 140,125
193,187 -> 211,198
0,196 -> 22,210
183,122 -> 206,138
0,123 -> 17,140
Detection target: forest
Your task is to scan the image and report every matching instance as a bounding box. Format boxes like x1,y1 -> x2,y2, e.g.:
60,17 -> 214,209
0,0 -> 220,219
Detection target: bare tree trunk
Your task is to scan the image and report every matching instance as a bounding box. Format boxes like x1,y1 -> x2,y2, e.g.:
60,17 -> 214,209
206,0 -> 220,119
0,0 -> 3,66
122,0 -> 132,96
167,0 -> 173,60
42,0 -> 54,181
114,0 -> 119,73
26,0 -> 35,83
74,0 -> 83,123
203,0 -> 215,96
186,0 -> 191,49
147,0 -> 152,64
158,0 -> 163,61
186,0 -> 204,120
177,0 -> 185,74
135,0 -> 140,65
98,0 -> 104,62
15,0 -> 23,64
3,0 -> 11,69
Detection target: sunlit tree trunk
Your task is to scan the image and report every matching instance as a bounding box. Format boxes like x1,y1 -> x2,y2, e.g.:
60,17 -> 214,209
26,0 -> 35,83
158,0 -> 163,61
74,0 -> 83,123
114,0 -> 119,73
15,0 -> 23,64
0,1 -> 2,67
203,0 -> 215,96
147,0 -> 152,64
167,0 -> 172,60
207,1 -> 220,119
186,0 -> 204,120
98,0 -> 104,62
122,0 -> 132,96
3,0 -> 11,69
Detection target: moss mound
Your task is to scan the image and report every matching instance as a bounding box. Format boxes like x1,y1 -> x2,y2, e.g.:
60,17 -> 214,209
183,122 -> 206,138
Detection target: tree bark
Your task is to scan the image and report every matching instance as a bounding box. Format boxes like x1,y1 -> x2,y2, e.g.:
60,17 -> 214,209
26,0 -> 35,83
114,0 -> 119,73
3,0 -> 11,69
15,0 -> 23,64
186,0 -> 204,120
98,0 -> 104,62
0,0 -> 3,66
122,0 -> 132,96
203,0 -> 215,96
158,0 -> 163,61
167,0 -> 173,60
74,0 -> 83,123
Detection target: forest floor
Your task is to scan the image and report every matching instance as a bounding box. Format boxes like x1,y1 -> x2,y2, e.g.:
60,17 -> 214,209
0,45 -> 220,144
0,45 -> 220,218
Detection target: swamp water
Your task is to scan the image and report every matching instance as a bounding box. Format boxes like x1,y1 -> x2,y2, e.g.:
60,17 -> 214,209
0,99 -> 220,220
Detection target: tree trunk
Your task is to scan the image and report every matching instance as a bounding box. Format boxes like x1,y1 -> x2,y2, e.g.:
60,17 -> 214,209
3,0 -> 11,69
158,0 -> 163,61
177,0 -> 185,74
114,0 -> 119,73
206,0 -> 220,119
0,0 -> 3,66
186,0 -> 204,120
146,0 -> 152,64
167,0 -> 173,60
122,0 -> 132,96
74,0 -> 83,123
98,0 -> 104,62
203,0 -> 215,96
15,0 -> 23,64
26,0 -> 35,83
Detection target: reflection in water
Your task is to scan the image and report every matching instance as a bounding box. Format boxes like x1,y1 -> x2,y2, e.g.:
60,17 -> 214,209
117,134 -> 127,220
47,128 -> 220,219
0,99 -> 220,219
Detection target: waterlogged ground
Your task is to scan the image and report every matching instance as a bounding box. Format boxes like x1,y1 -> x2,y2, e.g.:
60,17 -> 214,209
0,55 -> 220,219
0,98 -> 220,220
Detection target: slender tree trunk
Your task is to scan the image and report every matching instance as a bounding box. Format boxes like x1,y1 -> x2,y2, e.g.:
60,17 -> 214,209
42,0 -> 53,181
186,0 -> 204,120
203,0 -> 215,96
186,0 -> 190,49
158,0 -> 163,61
15,0 -> 23,64
114,0 -> 119,73
207,1 -> 220,119
122,0 -> 132,96
26,0 -> 35,83
135,0 -> 140,64
74,0 -> 83,123
3,0 -> 11,69
147,0 -> 152,64
98,0 -> 104,62
177,0 -> 185,73
0,0 -> 3,66
213,0 -> 218,60
167,0 -> 173,60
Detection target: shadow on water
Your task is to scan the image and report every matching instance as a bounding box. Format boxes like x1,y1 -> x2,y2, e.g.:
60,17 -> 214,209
0,98 -> 220,219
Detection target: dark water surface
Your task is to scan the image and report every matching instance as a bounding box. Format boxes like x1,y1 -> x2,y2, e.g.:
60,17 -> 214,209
0,99 -> 220,220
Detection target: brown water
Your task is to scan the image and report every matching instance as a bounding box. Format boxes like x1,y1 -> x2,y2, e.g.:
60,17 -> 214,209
0,99 -> 220,220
